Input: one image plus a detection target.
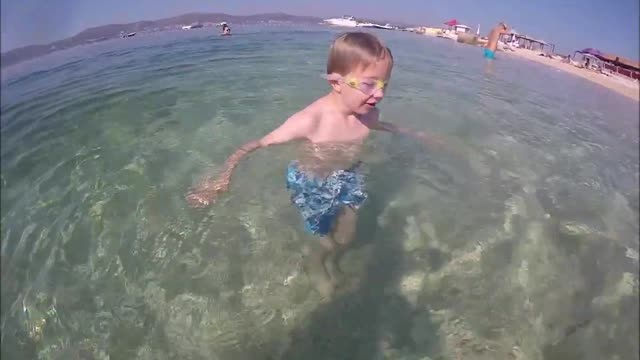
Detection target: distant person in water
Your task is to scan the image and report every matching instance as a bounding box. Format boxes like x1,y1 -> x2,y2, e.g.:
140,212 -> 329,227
484,22 -> 509,59
221,23 -> 231,35
186,32 -> 446,300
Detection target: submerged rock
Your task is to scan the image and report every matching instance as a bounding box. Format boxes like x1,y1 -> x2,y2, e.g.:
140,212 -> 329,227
503,195 -> 527,234
467,150 -> 492,178
625,247 -> 639,262
558,221 -> 598,238
592,272 -> 639,308
399,271 -> 426,307
403,216 -> 428,253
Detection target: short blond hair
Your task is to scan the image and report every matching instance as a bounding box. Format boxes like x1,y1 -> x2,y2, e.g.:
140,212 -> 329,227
327,32 -> 393,75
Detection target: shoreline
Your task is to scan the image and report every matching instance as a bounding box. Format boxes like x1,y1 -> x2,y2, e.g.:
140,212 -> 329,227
503,48 -> 639,102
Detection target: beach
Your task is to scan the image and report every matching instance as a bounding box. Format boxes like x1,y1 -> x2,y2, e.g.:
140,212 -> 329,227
505,47 -> 640,101
1,27 -> 638,360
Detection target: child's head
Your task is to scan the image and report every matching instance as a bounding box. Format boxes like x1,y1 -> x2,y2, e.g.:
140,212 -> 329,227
326,32 -> 394,115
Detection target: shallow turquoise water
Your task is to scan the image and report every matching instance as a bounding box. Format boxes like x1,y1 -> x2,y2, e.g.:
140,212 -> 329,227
1,25 -> 638,359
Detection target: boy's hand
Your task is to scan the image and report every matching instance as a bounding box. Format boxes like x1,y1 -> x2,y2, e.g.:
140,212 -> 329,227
416,131 -> 470,160
186,176 -> 230,208
415,131 -> 446,149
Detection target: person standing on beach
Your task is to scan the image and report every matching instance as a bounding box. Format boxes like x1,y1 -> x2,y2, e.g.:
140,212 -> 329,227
484,22 -> 509,59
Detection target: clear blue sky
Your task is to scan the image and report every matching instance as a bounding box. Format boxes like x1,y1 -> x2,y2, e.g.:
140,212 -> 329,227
1,0 -> 638,59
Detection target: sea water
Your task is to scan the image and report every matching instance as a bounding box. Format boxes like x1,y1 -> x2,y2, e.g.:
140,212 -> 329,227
1,25 -> 638,360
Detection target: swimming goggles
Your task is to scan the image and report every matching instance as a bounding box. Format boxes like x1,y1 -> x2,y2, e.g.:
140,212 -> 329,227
323,73 -> 388,96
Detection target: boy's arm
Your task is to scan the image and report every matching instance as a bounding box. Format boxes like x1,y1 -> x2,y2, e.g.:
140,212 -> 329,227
187,113 -> 315,207
368,111 -> 445,148
372,118 -> 472,159
385,122 -> 444,148
373,120 -> 417,137
369,111 -> 471,159
218,113 -> 314,180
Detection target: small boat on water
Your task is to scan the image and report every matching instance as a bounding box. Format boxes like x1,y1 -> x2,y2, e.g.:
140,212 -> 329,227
356,22 -> 376,28
182,23 -> 204,30
436,30 -> 458,41
323,16 -> 358,27
437,20 -> 471,41
120,31 -> 136,38
372,23 -> 395,30
358,22 -> 395,30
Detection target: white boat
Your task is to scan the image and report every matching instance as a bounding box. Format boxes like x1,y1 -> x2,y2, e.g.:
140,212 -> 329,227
373,23 -> 394,30
323,16 -> 358,27
453,25 -> 471,34
356,22 -> 395,30
356,22 -> 376,28
182,23 -> 203,30
436,29 -> 458,41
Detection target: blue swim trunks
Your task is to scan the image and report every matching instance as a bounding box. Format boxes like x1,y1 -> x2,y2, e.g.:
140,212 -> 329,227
286,161 -> 367,236
483,48 -> 496,59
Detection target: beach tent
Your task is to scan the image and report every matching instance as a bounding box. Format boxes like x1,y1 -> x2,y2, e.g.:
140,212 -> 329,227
581,54 -> 604,70
575,48 -> 607,58
501,29 -> 519,43
506,34 -> 553,53
575,48 -> 640,79
578,48 -> 604,57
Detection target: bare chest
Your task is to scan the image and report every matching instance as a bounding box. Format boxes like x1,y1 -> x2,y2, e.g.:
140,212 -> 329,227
307,118 -> 371,144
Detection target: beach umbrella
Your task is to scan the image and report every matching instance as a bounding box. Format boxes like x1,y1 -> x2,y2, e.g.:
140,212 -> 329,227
444,19 -> 458,26
579,48 -> 603,56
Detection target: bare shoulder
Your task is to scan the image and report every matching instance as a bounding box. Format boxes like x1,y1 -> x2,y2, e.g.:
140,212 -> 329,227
292,96 -> 338,130
288,99 -> 323,130
259,99 -> 321,146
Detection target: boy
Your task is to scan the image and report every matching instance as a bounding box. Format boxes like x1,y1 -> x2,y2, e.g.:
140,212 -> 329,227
187,32 -> 441,299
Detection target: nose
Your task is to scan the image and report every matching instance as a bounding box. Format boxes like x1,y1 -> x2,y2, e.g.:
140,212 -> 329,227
372,87 -> 385,99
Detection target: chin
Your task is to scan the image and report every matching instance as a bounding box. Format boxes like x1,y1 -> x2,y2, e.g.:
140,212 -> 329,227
352,108 -> 370,116
359,104 -> 376,114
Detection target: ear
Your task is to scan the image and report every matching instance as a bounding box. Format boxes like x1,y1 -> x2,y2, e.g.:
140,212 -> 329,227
323,73 -> 342,93
330,80 -> 342,93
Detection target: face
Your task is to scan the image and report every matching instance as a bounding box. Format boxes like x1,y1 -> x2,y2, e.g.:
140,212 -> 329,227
331,59 -> 393,115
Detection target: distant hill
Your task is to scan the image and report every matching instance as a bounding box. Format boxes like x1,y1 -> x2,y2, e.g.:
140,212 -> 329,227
0,12 -> 322,68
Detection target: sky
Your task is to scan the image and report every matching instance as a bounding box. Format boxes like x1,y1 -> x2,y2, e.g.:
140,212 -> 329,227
1,0 -> 639,59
